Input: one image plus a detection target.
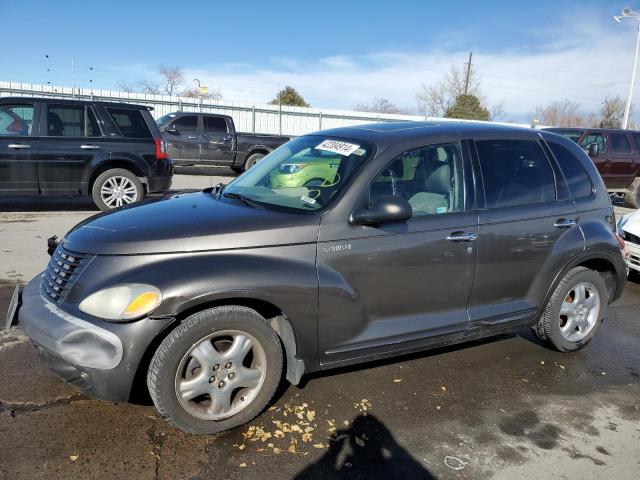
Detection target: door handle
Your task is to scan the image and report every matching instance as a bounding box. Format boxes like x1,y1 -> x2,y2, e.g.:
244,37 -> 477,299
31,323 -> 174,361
8,144 -> 31,149
553,218 -> 576,228
80,145 -> 101,150
446,232 -> 477,242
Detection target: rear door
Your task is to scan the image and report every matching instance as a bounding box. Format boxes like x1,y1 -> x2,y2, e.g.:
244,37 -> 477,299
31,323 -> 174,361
467,137 -> 578,330
0,101 -> 38,193
605,131 -> 636,189
201,115 -> 235,164
37,103 -> 108,194
164,114 -> 200,164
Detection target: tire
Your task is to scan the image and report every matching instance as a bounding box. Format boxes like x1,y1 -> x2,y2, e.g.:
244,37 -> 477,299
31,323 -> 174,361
244,153 -> 265,170
533,267 -> 608,352
147,306 -> 283,434
624,177 -> 640,209
231,166 -> 245,175
92,168 -> 144,211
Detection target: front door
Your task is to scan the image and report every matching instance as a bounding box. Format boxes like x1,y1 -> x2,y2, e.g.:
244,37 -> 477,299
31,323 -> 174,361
317,141 -> 477,366
467,138 -> 578,329
164,114 -> 200,164
37,103 -> 108,194
0,102 -> 38,193
202,115 -> 235,164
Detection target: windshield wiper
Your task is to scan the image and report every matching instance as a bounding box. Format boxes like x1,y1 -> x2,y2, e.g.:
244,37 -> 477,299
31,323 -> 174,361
222,191 -> 264,209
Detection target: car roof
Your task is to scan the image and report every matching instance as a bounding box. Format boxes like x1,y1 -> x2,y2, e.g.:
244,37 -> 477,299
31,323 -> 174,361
308,121 -> 538,146
0,96 -> 152,111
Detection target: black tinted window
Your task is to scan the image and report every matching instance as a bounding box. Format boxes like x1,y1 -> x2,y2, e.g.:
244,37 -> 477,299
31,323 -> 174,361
0,104 -> 34,136
204,116 -> 227,134
172,115 -> 198,134
610,133 -> 632,153
632,133 -> 640,151
548,142 -> 593,199
476,139 -> 556,208
370,143 -> 465,216
107,108 -> 152,138
86,107 -> 101,137
47,105 -> 83,136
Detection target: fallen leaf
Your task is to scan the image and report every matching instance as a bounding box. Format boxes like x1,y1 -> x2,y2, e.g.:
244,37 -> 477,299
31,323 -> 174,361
540,361 -> 545,365
288,444 -> 297,453
238,444 -> 246,451
306,410 -> 316,421
313,443 -> 326,449
343,420 -> 349,426
239,463 -> 247,468
393,378 -> 402,383
441,386 -> 447,391
274,430 -> 285,438
557,364 -> 566,370
302,433 -> 313,443
69,455 -> 79,462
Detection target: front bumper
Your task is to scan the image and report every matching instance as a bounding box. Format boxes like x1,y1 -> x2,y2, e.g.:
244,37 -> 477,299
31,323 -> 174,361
17,276 -> 173,402
626,240 -> 640,273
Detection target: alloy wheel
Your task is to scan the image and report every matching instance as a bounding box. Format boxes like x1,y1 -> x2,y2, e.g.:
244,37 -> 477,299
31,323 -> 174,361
100,176 -> 139,208
559,281 -> 601,342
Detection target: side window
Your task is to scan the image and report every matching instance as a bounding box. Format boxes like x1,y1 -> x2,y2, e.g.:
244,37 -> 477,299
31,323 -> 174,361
370,142 -> 464,216
548,142 -> 594,199
106,108 -> 152,138
476,139 -> 556,209
86,107 -> 101,137
171,115 -> 199,135
610,133 -> 632,153
580,133 -> 606,153
203,116 -> 228,134
0,104 -> 34,136
47,105 -> 84,136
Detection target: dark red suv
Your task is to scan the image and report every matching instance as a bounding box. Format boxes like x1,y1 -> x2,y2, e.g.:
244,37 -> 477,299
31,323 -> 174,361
546,128 -> 640,208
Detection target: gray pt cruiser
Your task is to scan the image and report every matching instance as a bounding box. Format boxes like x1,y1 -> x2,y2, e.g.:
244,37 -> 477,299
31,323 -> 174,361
15,122 -> 627,434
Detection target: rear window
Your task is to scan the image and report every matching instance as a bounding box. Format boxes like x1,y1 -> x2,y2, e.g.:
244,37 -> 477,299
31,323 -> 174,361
548,142 -> 593,199
476,139 -> 556,209
107,108 -> 152,138
0,104 -> 34,136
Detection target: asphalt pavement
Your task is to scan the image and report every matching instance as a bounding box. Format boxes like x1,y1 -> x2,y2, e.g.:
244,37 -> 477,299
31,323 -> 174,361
1,170 -> 639,479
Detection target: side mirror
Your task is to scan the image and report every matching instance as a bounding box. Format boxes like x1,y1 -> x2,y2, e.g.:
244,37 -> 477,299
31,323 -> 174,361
587,142 -> 599,158
350,195 -> 412,226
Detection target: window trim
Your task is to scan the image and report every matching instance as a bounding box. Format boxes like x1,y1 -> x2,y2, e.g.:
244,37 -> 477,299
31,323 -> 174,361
168,113 -> 200,135
84,106 -> 104,137
105,106 -> 153,139
365,140 -> 469,218
546,140 -> 595,200
472,138 -> 560,211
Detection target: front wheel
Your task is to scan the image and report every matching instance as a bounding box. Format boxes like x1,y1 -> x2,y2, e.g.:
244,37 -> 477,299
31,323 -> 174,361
244,153 -> 265,170
92,168 -> 144,211
533,267 -> 608,352
147,306 -> 283,434
624,177 -> 640,209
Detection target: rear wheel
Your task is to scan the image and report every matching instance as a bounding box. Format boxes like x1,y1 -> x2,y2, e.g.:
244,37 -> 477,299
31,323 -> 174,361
624,177 -> 640,209
244,153 -> 265,170
147,306 -> 283,434
92,168 -> 144,211
533,267 -> 607,352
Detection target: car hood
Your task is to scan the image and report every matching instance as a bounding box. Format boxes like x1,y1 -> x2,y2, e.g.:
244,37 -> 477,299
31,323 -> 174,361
63,192 -> 320,255
618,209 -> 640,240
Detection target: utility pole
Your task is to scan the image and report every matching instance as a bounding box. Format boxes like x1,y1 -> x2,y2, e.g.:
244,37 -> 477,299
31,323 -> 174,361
71,57 -> 76,99
614,8 -> 640,129
463,52 -> 473,95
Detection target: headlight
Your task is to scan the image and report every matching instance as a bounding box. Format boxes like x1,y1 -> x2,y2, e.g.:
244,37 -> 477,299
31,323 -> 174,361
279,163 -> 308,174
79,284 -> 162,321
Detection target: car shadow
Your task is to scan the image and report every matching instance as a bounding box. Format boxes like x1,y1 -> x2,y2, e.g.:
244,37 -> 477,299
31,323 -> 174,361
294,413 -> 435,479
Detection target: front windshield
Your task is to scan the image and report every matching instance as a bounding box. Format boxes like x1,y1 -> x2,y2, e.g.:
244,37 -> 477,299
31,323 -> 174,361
223,135 -> 373,212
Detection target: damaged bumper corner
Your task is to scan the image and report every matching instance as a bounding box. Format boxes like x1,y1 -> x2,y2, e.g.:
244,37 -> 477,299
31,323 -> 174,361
18,277 -> 123,370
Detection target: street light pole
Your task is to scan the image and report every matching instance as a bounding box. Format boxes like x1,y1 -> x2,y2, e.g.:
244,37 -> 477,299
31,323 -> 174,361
615,7 -> 640,129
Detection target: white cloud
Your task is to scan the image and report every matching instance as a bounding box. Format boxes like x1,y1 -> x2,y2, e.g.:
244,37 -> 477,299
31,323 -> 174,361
178,16 -> 637,121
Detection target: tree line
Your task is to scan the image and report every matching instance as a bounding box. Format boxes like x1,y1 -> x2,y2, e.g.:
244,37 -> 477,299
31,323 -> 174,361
119,64 -> 632,128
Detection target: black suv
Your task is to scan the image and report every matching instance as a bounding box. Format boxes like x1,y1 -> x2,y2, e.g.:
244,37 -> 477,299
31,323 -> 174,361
16,122 -> 626,434
0,97 -> 173,210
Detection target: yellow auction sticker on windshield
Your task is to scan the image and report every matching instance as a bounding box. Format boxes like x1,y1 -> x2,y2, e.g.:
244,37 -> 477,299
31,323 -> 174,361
316,140 -> 361,156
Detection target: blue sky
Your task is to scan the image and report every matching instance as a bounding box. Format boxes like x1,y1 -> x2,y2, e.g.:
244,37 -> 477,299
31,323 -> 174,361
0,1 -> 635,120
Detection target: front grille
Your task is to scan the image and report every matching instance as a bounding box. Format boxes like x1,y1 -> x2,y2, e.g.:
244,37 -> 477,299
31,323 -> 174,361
40,245 -> 93,303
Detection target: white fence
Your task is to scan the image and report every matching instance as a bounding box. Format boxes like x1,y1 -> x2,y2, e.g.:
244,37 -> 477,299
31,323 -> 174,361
0,81 -> 533,136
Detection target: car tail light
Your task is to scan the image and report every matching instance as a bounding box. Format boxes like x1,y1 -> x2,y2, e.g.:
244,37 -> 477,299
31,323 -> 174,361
155,137 -> 168,160
616,233 -> 630,260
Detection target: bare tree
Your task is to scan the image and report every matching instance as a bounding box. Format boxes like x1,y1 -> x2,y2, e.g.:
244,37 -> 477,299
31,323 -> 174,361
534,100 -> 585,127
117,80 -> 137,93
158,65 -> 185,96
136,78 -> 161,95
354,97 -> 411,115
597,95 -> 628,129
416,65 -> 481,116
